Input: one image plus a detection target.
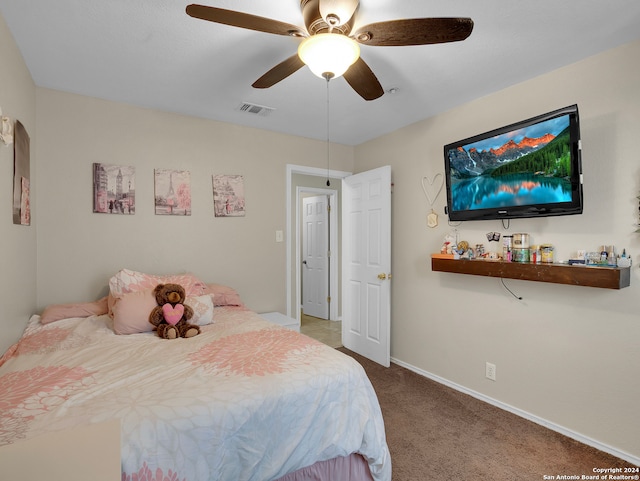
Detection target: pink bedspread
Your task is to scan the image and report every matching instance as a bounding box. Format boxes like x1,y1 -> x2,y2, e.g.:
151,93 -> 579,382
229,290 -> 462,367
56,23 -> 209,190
0,307 -> 390,481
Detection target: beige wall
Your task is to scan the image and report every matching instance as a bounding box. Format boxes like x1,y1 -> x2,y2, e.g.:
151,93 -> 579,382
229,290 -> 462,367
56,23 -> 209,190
0,13 -> 37,354
33,89 -> 354,317
355,40 -> 640,461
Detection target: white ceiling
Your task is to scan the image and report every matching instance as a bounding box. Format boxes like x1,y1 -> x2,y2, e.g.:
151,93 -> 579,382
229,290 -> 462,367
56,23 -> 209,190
1,1 -> 640,146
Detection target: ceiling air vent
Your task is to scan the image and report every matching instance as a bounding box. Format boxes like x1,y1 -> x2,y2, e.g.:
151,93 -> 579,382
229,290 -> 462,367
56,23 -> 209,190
236,102 -> 275,117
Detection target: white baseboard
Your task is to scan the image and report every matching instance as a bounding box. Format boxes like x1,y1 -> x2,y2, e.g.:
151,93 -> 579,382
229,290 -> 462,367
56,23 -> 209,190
390,356 -> 640,467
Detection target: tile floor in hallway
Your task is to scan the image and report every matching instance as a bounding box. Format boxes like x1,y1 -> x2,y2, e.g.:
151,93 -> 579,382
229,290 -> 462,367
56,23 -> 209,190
300,313 -> 342,349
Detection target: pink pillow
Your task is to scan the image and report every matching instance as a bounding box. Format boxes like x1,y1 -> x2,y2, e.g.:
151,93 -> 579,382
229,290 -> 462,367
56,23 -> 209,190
109,269 -> 207,299
203,283 -> 244,306
40,297 -> 109,324
112,290 -> 157,335
112,290 -> 215,335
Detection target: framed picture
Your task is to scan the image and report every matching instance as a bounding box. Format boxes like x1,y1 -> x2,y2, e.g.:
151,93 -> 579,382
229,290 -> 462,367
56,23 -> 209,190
13,121 -> 30,225
213,175 -> 245,217
155,169 -> 191,216
93,163 -> 136,214
20,177 -> 30,225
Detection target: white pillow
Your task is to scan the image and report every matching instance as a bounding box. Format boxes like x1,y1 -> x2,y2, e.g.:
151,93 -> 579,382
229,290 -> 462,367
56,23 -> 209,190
109,269 -> 207,298
185,294 -> 215,326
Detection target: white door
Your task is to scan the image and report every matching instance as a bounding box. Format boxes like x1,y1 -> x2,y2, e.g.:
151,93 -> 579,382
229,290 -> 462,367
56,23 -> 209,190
342,166 -> 391,367
302,195 -> 329,319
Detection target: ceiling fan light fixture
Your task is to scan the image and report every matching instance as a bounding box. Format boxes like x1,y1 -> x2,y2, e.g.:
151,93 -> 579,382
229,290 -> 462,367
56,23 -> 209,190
319,0 -> 359,27
298,33 -> 360,79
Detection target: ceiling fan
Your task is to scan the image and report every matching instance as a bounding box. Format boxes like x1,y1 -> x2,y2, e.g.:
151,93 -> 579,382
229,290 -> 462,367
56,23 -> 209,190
186,0 -> 474,101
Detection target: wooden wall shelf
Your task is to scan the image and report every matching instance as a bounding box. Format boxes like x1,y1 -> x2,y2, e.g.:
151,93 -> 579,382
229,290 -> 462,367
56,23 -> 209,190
431,256 -> 630,289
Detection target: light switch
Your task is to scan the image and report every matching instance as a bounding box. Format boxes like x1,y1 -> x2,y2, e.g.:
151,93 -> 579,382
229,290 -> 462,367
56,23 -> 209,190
275,230 -> 284,243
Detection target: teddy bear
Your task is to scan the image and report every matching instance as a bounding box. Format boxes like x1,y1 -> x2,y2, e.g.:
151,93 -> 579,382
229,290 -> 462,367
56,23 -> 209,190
148,283 -> 200,339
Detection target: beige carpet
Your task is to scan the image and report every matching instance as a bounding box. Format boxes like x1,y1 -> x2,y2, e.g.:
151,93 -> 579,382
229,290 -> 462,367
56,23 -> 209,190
338,347 -> 637,481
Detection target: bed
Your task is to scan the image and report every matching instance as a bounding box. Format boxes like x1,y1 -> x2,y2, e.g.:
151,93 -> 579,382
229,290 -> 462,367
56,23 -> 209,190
0,271 -> 391,481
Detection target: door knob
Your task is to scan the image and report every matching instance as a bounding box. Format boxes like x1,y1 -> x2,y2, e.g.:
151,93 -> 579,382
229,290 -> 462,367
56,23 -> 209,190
378,273 -> 387,280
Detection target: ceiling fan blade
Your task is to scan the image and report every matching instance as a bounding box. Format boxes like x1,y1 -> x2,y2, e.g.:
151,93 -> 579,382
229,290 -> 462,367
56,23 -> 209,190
252,54 -> 306,89
353,17 -> 473,46
342,57 -> 384,101
186,4 -> 306,37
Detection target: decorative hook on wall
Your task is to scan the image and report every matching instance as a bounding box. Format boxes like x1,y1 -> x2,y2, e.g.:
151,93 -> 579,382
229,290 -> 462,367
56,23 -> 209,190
421,173 -> 444,228
0,107 -> 14,146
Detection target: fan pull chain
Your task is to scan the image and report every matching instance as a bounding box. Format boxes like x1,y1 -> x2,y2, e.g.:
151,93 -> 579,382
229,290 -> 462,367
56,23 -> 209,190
325,75 -> 331,186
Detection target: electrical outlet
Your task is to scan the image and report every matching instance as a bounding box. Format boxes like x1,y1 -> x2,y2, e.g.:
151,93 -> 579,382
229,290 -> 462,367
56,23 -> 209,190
485,362 -> 496,381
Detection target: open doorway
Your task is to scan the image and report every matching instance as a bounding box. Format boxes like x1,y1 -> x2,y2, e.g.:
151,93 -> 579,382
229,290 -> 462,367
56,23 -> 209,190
286,165 -> 351,347
300,190 -> 341,348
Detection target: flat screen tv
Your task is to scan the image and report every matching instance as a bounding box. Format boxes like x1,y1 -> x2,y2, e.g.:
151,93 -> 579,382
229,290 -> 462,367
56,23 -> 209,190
443,105 -> 583,222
